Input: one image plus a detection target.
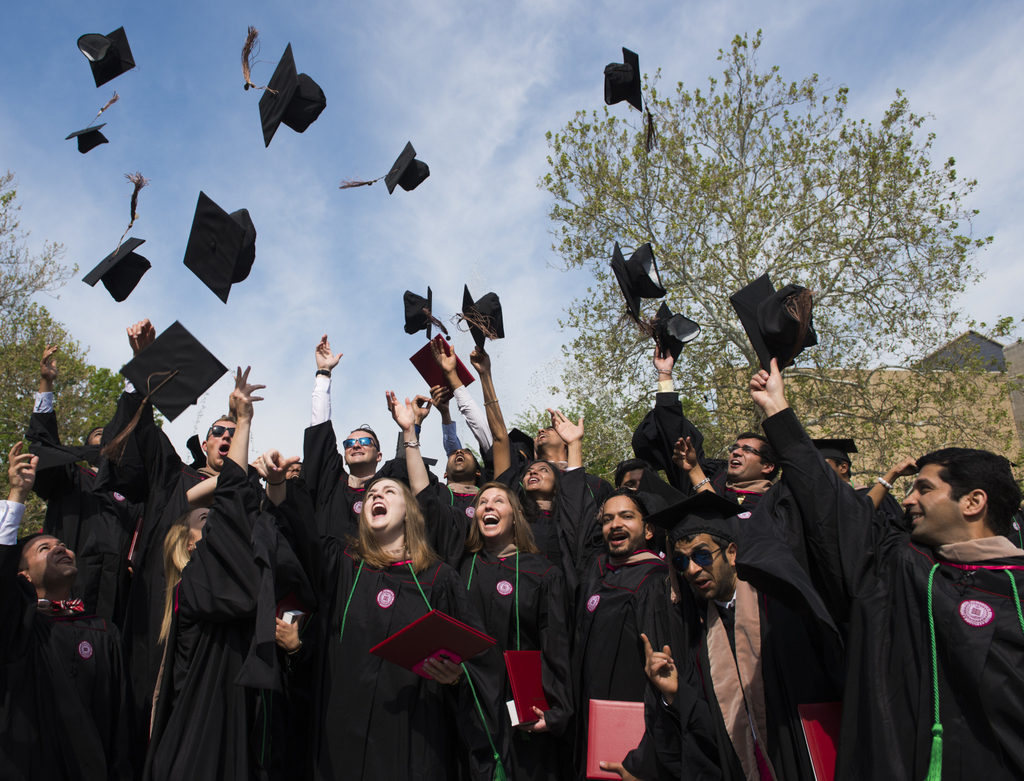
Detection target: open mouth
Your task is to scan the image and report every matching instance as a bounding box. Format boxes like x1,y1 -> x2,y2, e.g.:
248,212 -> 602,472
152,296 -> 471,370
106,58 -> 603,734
371,501 -> 387,517
218,444 -> 230,456
56,553 -> 74,566
482,512 -> 500,527
608,529 -> 629,545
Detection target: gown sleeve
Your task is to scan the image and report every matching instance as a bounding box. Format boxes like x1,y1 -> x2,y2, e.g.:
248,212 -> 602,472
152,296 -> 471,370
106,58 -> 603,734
536,565 -> 574,737
631,391 -> 708,492
302,421 -> 346,511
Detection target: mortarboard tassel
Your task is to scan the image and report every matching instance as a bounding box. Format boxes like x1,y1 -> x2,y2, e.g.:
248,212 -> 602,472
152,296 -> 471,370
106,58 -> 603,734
241,26 -> 275,92
338,177 -> 383,190
644,108 -> 657,153
782,287 -> 814,367
92,92 -> 120,124
457,309 -> 499,342
116,171 -> 150,249
101,370 -> 179,463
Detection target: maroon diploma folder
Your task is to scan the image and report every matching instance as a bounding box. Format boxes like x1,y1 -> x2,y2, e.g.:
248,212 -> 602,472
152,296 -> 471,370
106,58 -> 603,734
586,699 -> 646,779
504,650 -> 550,723
797,702 -> 842,781
368,609 -> 495,679
409,336 -> 475,390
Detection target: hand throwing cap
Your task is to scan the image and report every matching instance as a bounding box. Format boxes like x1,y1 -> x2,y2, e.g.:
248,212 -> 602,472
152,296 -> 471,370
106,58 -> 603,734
82,237 -> 150,301
729,273 -> 818,370
77,27 -> 135,87
258,44 -> 327,147
119,321 -> 228,421
183,191 -> 257,303
65,125 -> 108,154
461,286 -> 504,349
386,142 -> 430,193
604,47 -> 642,112
611,241 -> 666,321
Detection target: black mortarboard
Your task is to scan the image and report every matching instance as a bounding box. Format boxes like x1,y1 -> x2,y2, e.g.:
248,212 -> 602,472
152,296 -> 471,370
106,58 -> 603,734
461,285 -> 504,350
82,237 -> 150,302
611,242 -> 665,321
649,491 -> 745,543
258,44 -> 327,147
652,302 -> 700,361
385,142 -> 430,194
509,429 -> 535,462
604,47 -> 642,112
28,442 -> 100,472
634,469 -> 687,518
186,434 -> 207,470
119,321 -> 228,421
183,191 -> 257,303
729,273 -> 818,370
65,125 -> 108,154
77,28 -> 135,87
812,438 -> 857,465
404,287 -> 434,335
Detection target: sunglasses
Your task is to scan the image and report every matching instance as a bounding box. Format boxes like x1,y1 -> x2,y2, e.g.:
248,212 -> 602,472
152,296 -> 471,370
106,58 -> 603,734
672,547 -> 722,572
343,437 -> 376,449
208,425 -> 236,438
728,443 -> 763,458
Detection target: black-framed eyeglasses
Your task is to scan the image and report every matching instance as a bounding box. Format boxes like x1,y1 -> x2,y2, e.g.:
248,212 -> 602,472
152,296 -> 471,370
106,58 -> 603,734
208,425 -> 236,438
343,436 -> 376,449
728,443 -> 763,458
673,547 -> 723,572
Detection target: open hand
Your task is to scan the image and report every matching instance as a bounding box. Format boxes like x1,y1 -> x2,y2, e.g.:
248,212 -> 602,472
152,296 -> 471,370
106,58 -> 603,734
386,390 -> 417,432
315,335 -> 343,371
547,408 -> 583,445
672,436 -> 699,473
229,366 -> 265,420
7,442 -> 39,501
430,338 -> 457,374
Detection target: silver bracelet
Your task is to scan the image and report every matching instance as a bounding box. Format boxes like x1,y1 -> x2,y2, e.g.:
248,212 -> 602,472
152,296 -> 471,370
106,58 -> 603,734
876,476 -> 894,491
403,440 -> 420,449
693,477 -> 711,490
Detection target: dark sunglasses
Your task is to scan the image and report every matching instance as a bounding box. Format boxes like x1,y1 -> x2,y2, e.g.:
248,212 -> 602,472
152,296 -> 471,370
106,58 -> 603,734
208,425 -> 236,438
728,443 -> 763,458
343,436 -> 376,449
672,547 -> 722,572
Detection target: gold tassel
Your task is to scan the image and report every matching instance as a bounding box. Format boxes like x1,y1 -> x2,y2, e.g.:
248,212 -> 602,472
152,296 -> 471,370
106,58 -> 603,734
241,27 -> 275,92
101,370 -> 179,463
338,178 -> 382,189
456,310 -> 499,341
116,172 -> 150,250
91,92 -> 119,124
645,108 -> 657,152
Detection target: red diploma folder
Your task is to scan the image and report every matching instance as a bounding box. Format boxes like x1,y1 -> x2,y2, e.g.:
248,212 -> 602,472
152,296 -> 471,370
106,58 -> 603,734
409,336 -> 475,390
797,702 -> 842,781
586,699 -> 646,779
504,650 -> 550,723
368,609 -> 495,678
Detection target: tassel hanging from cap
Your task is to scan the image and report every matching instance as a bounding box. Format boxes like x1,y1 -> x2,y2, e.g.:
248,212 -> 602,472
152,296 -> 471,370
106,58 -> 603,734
116,172 -> 150,250
422,308 -> 450,338
645,108 -> 657,153
456,310 -> 498,342
101,370 -> 179,463
781,287 -> 814,367
90,92 -> 119,125
241,27 -> 275,92
338,177 -> 383,189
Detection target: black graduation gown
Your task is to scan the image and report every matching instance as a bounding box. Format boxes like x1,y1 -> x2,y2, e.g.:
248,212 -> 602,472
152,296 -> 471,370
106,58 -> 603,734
95,391 -> 206,750
144,458 -> 306,781
459,549 -> 574,780
0,544 -> 132,779
573,553 -> 682,780
27,410 -> 141,625
762,407 -> 1024,780
272,481 -> 505,781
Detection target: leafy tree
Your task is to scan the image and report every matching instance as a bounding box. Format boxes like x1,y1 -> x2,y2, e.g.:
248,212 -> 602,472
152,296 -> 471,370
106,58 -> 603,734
540,31 -> 1019,474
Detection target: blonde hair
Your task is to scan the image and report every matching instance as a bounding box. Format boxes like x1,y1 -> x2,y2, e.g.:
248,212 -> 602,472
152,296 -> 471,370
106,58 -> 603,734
465,482 -> 540,555
354,478 -> 438,573
159,511 -> 196,644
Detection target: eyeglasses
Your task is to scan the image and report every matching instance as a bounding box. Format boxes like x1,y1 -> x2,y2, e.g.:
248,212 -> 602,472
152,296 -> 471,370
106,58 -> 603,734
728,443 -> 763,458
343,437 -> 376,449
672,547 -> 723,572
208,425 -> 236,438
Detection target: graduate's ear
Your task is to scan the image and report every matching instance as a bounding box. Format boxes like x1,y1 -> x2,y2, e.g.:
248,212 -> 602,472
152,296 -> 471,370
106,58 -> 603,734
643,522 -> 653,542
725,541 -> 738,568
375,451 -> 382,465
18,568 -> 32,584
959,488 -> 988,524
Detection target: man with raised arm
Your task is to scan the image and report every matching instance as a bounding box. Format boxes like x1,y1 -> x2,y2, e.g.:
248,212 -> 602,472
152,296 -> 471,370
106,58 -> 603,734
0,442 -> 132,779
26,345 -> 142,624
750,358 -> 1024,780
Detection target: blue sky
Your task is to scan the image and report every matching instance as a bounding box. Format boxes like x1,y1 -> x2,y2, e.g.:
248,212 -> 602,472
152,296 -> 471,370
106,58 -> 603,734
3,0 -> 1022,462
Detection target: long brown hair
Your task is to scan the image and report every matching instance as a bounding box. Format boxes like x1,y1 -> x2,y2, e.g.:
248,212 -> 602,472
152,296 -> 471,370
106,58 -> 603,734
465,482 -> 540,555
354,477 -> 438,573
159,511 -> 195,644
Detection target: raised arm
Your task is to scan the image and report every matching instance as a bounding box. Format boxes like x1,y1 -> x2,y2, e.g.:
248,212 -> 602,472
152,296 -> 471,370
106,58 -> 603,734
866,456 -> 917,510
26,345 -> 71,499
0,443 -> 40,658
431,385 -> 462,455
311,334 -> 342,426
469,347 -> 510,476
387,391 -> 430,496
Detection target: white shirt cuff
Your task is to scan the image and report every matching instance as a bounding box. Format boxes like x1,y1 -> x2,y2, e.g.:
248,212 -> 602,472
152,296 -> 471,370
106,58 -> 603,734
33,392 -> 54,414
0,501 -> 26,545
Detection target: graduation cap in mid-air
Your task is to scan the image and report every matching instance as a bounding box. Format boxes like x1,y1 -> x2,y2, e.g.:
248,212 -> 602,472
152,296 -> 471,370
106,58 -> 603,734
403,287 -> 448,338
651,302 -> 700,361
65,125 -> 108,154
82,238 -> 150,302
461,286 -> 504,350
258,43 -> 327,147
340,142 -> 430,193
183,191 -> 257,303
508,428 -> 536,462
604,47 -> 642,112
611,241 -> 666,322
77,27 -> 135,87
812,438 -> 857,466
729,273 -> 818,370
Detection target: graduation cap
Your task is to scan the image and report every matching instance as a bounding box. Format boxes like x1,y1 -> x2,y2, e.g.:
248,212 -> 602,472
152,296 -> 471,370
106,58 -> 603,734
652,302 -> 700,361
339,142 -> 430,193
729,273 -> 818,370
258,44 -> 327,147
812,438 -> 857,465
611,242 -> 665,321
461,286 -> 504,350
646,491 -> 744,544
118,321 -> 228,422
634,469 -> 687,517
604,47 -> 642,112
509,428 -> 535,462
403,287 -> 448,338
82,238 -> 151,302
65,125 -> 108,154
183,191 -> 257,303
77,27 -> 135,87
